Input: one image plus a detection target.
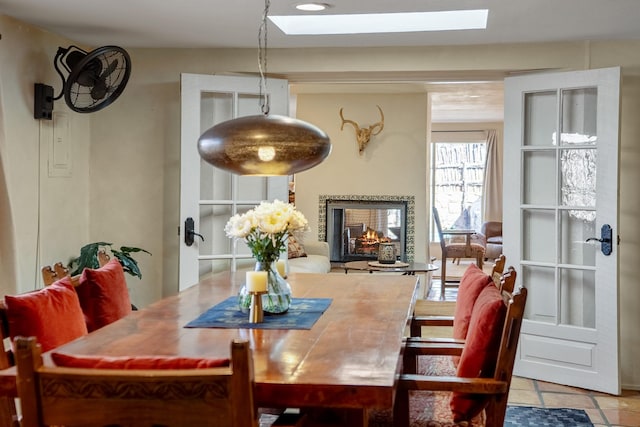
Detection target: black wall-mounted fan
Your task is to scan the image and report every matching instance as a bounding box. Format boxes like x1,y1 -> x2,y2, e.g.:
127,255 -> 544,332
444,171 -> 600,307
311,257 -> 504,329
34,45 -> 132,119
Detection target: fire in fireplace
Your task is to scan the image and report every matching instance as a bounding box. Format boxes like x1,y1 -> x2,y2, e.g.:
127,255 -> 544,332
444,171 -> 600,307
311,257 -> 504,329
319,195 -> 415,263
353,227 -> 391,256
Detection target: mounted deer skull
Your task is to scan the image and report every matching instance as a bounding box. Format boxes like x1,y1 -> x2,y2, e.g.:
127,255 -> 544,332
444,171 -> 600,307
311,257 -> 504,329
339,105 -> 385,154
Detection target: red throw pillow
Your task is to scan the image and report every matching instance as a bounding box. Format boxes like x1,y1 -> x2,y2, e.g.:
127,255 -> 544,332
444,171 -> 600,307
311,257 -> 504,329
52,352 -> 230,369
77,258 -> 132,332
452,264 -> 494,341
450,285 -> 507,422
5,278 -> 88,352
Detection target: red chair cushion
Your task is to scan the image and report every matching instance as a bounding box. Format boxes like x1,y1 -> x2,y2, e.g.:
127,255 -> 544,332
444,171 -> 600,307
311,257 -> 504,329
51,352 -> 230,369
450,285 -> 507,422
5,278 -> 88,352
452,264 -> 494,341
77,258 -> 132,332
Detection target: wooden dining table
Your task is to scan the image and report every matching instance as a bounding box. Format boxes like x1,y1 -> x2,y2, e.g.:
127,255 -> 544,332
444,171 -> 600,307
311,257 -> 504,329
20,271 -> 419,426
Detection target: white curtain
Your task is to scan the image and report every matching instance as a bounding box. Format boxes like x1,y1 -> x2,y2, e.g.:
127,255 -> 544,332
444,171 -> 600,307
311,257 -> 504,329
482,129 -> 502,221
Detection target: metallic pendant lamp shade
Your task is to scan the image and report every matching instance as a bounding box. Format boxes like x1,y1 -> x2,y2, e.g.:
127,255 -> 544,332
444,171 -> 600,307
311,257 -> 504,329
198,114 -> 331,176
197,0 -> 331,176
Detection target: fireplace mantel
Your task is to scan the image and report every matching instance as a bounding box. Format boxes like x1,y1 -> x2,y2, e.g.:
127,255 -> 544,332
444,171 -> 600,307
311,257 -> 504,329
318,195 -> 415,262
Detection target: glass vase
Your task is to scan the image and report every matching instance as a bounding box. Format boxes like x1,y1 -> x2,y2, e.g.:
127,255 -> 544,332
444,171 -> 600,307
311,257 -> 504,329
238,261 -> 292,314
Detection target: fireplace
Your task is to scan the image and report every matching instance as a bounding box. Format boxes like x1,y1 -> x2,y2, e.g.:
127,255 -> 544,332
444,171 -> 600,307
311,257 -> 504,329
319,195 -> 415,263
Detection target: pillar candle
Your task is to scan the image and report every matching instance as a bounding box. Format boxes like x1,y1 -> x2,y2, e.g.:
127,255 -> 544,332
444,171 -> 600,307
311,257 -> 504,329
276,260 -> 286,277
246,271 -> 267,292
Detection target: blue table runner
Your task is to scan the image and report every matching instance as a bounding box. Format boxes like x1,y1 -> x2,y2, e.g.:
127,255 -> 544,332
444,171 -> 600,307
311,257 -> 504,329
184,297 -> 332,330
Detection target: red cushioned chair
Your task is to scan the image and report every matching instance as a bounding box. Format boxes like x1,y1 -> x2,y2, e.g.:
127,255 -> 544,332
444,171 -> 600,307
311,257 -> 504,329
371,276 -> 527,427
15,337 -> 258,427
0,278 -> 90,427
410,255 -> 507,340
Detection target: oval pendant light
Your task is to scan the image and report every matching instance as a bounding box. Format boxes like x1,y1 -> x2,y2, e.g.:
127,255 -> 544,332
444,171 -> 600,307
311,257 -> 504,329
197,0 -> 332,176
198,114 -> 331,176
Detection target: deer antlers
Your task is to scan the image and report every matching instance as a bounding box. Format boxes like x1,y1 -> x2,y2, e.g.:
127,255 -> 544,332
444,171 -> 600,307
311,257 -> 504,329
339,105 -> 385,154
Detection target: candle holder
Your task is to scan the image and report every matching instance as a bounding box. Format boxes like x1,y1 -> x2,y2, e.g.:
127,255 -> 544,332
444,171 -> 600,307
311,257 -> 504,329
249,290 -> 267,323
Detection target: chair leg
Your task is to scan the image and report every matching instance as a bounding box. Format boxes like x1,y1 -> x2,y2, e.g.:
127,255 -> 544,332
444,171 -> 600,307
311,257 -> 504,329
440,257 -> 447,299
392,386 -> 410,427
484,396 -> 508,427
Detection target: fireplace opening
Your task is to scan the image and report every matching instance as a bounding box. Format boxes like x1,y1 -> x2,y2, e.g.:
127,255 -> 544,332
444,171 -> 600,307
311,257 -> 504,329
324,198 -> 409,263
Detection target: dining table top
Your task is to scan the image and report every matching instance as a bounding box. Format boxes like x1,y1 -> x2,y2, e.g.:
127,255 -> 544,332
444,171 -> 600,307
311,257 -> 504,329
48,271 -> 420,414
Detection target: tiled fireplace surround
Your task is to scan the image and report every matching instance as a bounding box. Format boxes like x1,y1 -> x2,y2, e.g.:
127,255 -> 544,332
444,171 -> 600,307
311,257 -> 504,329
318,195 -> 415,263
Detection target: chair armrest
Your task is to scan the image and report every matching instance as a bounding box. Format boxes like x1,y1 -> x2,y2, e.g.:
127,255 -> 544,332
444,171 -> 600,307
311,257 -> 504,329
404,340 -> 464,357
410,315 -> 454,336
393,374 -> 509,427
405,337 -> 465,345
402,339 -> 464,374
413,315 -> 454,327
301,241 -> 329,258
399,374 -> 508,394
414,300 -> 456,316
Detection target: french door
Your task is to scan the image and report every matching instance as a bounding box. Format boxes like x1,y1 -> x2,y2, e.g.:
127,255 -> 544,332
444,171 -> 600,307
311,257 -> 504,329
504,67 -> 620,394
179,74 -> 288,291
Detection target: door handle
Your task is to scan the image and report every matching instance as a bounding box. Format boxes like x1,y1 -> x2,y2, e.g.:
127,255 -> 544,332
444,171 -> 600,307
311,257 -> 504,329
184,217 -> 205,246
586,224 -> 612,256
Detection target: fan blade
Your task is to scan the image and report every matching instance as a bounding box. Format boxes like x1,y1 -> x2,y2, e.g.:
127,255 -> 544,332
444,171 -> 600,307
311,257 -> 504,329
100,59 -> 118,80
90,80 -> 108,101
76,58 -> 103,87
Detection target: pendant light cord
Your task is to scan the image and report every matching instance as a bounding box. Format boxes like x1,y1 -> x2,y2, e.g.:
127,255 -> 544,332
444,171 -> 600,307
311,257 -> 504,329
258,0 -> 270,115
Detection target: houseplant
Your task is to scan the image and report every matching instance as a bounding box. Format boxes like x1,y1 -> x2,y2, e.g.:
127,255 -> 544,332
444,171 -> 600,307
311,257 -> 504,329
69,242 -> 151,279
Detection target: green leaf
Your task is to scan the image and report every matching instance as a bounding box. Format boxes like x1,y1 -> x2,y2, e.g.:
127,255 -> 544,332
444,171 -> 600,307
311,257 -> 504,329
69,242 -> 112,275
68,242 -> 150,279
112,251 -> 142,279
118,246 -> 152,256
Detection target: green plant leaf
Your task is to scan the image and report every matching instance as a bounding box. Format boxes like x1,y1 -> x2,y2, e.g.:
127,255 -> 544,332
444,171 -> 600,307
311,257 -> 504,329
69,242 -> 112,275
118,246 -> 152,256
112,251 -> 142,279
68,242 -> 150,279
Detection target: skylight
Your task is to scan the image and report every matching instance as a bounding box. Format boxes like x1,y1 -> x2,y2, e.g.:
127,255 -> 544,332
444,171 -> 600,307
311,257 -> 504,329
269,9 -> 488,35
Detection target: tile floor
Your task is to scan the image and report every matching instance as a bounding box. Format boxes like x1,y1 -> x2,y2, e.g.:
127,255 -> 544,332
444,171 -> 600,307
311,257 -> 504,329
427,277 -> 640,427
508,376 -> 640,427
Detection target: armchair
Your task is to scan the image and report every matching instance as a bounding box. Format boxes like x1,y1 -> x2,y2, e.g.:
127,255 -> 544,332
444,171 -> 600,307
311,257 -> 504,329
369,282 -> 527,427
479,221 -> 503,260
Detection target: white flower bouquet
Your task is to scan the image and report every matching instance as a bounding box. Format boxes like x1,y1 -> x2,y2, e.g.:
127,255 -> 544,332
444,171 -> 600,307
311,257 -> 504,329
225,199 -> 308,313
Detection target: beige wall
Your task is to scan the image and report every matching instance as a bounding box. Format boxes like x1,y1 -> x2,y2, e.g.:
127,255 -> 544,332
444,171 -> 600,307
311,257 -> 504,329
1,14 -> 640,388
0,15 -> 91,295
294,93 -> 429,263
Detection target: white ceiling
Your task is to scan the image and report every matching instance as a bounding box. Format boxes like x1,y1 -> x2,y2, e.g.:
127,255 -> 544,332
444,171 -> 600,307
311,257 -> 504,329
2,0 -> 639,49
2,0 -> 638,123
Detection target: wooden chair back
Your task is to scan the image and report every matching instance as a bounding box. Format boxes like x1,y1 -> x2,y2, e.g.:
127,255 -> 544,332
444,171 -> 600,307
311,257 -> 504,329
41,251 -> 110,287
41,262 -> 72,286
432,207 -> 485,296
490,254 -> 506,286
15,337 -> 258,427
396,282 -> 528,427
409,256 -> 510,339
498,266 -> 516,293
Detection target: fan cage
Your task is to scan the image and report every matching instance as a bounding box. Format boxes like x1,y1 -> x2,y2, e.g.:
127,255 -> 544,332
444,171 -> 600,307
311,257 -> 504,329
64,46 -> 132,113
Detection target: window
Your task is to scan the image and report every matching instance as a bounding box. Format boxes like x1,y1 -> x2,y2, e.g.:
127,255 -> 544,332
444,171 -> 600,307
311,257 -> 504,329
431,141 -> 486,238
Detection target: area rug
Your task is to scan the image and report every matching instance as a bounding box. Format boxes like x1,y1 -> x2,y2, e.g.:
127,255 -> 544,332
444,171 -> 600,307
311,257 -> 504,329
367,405 -> 593,427
505,406 -> 593,427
